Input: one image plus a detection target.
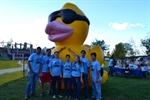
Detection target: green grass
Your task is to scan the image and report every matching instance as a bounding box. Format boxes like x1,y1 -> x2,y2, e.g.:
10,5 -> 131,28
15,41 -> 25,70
0,71 -> 27,85
0,69 -> 150,100
0,60 -> 22,70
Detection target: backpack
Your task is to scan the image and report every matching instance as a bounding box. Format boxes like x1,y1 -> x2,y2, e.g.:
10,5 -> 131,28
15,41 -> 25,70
100,68 -> 103,76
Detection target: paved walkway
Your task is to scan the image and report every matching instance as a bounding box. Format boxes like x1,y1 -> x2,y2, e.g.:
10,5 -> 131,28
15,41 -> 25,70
0,67 -> 23,75
0,63 -> 28,75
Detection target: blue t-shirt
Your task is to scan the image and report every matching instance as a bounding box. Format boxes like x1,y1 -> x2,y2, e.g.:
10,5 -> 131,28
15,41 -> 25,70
91,60 -> 102,82
42,55 -> 54,72
28,53 -> 43,73
108,59 -> 113,67
48,58 -> 63,76
80,57 -> 90,74
72,62 -> 84,77
63,62 -> 72,78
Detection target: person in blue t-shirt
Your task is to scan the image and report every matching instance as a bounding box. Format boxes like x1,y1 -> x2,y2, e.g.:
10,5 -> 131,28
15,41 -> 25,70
25,47 -> 43,100
49,51 -> 63,99
39,49 -> 54,97
39,47 -> 65,97
72,55 -> 84,100
108,57 -> 114,76
63,54 -> 72,100
68,48 -> 90,100
90,52 -> 102,100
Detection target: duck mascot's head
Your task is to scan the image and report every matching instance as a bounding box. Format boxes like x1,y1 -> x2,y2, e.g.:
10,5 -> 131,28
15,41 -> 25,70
45,3 -> 90,46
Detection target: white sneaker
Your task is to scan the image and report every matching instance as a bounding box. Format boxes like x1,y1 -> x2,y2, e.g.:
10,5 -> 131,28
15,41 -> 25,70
58,95 -> 62,98
53,95 -> 56,99
64,96 -> 68,100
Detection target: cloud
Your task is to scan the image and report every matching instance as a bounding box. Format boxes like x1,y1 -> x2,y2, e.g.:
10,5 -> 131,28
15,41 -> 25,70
109,22 -> 145,30
0,18 -> 55,48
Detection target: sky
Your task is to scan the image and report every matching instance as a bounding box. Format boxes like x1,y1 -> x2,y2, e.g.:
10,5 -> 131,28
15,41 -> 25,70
0,0 -> 150,54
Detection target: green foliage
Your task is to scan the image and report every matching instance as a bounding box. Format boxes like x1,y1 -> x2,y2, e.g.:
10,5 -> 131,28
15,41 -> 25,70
0,61 -> 21,70
111,43 -> 127,58
141,32 -> 150,55
0,71 -> 27,85
91,39 -> 109,54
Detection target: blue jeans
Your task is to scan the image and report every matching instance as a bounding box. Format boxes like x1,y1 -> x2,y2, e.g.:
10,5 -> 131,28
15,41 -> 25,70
63,78 -> 72,96
72,76 -> 81,100
52,76 -> 61,95
82,74 -> 88,97
108,66 -> 113,76
25,71 -> 39,96
92,81 -> 101,100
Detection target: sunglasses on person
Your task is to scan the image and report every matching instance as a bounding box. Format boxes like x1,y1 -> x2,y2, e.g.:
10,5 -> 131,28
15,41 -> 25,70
48,9 -> 90,25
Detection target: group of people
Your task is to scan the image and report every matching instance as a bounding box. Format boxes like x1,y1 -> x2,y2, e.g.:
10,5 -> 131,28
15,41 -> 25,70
108,57 -> 150,78
25,47 -> 102,100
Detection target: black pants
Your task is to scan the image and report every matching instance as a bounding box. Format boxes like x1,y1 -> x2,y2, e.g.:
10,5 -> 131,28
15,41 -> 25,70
142,71 -> 146,78
52,76 -> 61,95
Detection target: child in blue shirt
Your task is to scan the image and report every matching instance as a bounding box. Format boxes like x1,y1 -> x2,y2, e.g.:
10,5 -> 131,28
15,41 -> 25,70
72,55 -> 84,100
25,47 -> 43,100
49,51 -> 63,99
90,52 -> 102,100
63,54 -> 72,100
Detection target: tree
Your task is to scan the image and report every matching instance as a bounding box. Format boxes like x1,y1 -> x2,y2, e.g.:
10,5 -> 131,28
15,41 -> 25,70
128,38 -> 140,56
123,43 -> 134,56
106,51 -> 110,57
111,43 -> 126,58
141,32 -> 150,55
91,39 -> 109,55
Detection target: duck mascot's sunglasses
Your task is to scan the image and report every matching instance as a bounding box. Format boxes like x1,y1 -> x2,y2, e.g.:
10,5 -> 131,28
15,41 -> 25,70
48,9 -> 90,25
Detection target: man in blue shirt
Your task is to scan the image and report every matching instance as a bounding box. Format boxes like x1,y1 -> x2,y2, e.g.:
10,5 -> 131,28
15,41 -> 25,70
108,57 -> 114,76
40,49 -> 54,97
40,47 -> 65,97
68,48 -> 90,100
25,47 -> 43,100
63,54 -> 72,100
49,51 -> 63,99
90,52 -> 102,100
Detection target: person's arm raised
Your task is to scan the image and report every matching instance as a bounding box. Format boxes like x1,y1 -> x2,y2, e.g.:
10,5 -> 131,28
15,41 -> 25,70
57,47 -> 66,53
68,48 -> 77,57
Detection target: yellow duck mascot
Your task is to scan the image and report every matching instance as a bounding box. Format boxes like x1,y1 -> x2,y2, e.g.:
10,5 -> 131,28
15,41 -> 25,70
45,3 -> 108,87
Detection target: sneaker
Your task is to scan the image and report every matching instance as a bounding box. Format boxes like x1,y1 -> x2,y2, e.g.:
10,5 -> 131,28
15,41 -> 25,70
53,95 -> 56,99
40,92 -> 44,97
68,96 -> 71,100
30,93 -> 37,97
85,96 -> 89,100
92,96 -> 95,98
47,90 -> 51,95
25,95 -> 30,100
64,96 -> 68,100
58,95 -> 63,98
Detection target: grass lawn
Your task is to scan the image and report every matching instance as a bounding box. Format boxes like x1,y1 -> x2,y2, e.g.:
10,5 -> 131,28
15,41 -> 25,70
0,71 -> 28,85
0,69 -> 150,100
0,60 -> 22,70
